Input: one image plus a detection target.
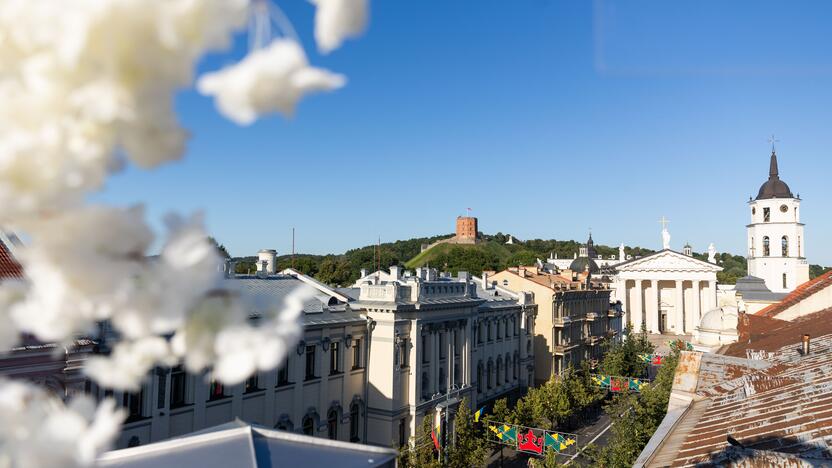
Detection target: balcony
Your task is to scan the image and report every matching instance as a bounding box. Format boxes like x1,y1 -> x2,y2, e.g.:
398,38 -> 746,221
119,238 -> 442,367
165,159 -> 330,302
553,316 -> 572,327
552,342 -> 579,355
585,313 -> 599,321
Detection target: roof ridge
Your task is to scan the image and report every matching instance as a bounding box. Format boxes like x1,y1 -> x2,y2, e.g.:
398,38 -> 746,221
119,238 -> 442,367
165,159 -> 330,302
757,270 -> 832,318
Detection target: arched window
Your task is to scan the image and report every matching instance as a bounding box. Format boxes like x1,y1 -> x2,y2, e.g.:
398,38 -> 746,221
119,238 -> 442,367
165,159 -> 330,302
349,402 -> 360,442
275,415 -> 294,432
763,237 -> 770,257
477,362 -> 483,393
302,414 -> 315,436
327,409 -> 338,440
487,360 -> 493,389
782,236 -> 789,257
513,353 -> 519,380
496,358 -> 502,387
505,353 -> 511,383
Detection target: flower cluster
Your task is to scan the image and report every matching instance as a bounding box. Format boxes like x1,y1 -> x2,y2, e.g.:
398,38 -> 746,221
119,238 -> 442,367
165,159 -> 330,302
0,0 -> 368,465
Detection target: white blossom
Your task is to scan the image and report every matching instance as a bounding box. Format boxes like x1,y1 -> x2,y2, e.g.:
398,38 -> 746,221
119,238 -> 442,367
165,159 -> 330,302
197,39 -> 346,125
0,379 -> 125,467
0,0 -> 249,219
310,0 -> 369,53
85,337 -> 174,392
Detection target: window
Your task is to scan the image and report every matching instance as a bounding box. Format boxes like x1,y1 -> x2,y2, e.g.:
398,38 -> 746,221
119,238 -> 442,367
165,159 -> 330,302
305,345 -> 317,380
170,366 -> 189,409
327,409 -> 338,440
421,335 -> 429,363
763,237 -> 770,257
488,321 -> 493,342
398,418 -> 406,448
208,379 -> 226,401
353,338 -> 363,369
782,236 -> 789,257
398,339 -> 409,368
496,359 -> 502,386
277,359 -> 290,386
330,342 -> 341,375
783,273 -> 788,289
302,415 -> 315,436
478,323 -> 484,344
505,354 -> 511,383
421,372 -> 430,400
487,361 -> 493,389
477,363 -> 483,393
245,374 -> 261,393
453,331 -> 460,357
439,369 -> 446,391
123,389 -> 144,422
514,354 -> 519,380
350,403 -> 360,442
505,319 -> 510,338
763,207 -> 770,222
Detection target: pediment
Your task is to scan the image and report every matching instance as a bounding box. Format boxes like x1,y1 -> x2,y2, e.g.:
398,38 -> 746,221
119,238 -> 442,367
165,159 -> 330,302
615,250 -> 723,273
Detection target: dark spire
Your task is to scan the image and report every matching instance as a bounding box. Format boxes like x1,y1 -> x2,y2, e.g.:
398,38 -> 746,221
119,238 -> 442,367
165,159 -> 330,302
769,151 -> 779,178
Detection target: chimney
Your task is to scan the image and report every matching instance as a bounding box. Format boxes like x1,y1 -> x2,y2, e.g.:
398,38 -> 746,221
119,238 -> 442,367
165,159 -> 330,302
360,268 -> 367,278
390,265 -> 401,281
482,272 -> 489,289
257,249 -> 277,275
803,334 -> 811,355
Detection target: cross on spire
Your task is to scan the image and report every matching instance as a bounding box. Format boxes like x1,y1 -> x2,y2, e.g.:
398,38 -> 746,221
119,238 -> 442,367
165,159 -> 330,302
768,134 -> 779,153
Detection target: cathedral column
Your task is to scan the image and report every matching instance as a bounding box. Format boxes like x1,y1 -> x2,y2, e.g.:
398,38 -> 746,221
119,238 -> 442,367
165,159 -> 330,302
647,280 -> 660,334
706,281 -> 717,312
674,280 -> 684,335
690,280 -> 701,333
631,280 -> 644,333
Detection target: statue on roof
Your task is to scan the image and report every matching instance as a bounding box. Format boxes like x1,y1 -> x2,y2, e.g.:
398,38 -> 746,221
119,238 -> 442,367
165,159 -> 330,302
708,243 -> 717,264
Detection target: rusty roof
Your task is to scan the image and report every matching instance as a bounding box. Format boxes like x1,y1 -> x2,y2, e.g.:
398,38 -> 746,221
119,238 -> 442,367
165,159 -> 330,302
0,241 -> 23,280
654,329 -> 832,466
756,270 -> 832,319
721,309 -> 832,358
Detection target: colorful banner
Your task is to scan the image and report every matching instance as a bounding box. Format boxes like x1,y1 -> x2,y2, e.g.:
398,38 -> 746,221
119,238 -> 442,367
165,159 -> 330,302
638,354 -> 665,366
486,420 -> 578,457
590,374 -> 651,393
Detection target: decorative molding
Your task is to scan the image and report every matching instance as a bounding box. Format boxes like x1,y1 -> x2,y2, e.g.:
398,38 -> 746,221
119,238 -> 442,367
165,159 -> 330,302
617,250 -> 723,273
296,340 -> 306,356
321,337 -> 331,351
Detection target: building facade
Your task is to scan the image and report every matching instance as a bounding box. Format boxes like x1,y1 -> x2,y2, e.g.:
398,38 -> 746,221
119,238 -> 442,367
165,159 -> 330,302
488,266 -> 622,385
747,150 -> 810,293
353,266 -> 536,448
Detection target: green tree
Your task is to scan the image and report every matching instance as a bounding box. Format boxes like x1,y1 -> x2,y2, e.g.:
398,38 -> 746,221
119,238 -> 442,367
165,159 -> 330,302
398,416 -> 441,468
591,350 -> 680,467
490,398 -> 511,424
600,327 -> 654,378
446,399 -> 488,468
208,236 -> 231,259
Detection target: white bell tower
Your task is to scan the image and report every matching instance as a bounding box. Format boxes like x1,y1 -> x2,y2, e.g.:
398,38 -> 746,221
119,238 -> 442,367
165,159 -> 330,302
746,148 -> 809,293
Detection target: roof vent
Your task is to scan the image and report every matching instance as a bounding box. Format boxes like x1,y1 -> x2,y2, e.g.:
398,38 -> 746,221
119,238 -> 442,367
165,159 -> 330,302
802,334 -> 811,355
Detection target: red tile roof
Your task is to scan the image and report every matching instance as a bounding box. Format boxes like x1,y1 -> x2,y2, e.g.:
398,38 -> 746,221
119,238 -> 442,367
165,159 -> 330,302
0,241 -> 23,279
756,270 -> 832,318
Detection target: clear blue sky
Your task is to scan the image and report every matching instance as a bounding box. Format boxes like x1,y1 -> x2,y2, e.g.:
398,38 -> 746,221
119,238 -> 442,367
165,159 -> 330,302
97,0 -> 832,265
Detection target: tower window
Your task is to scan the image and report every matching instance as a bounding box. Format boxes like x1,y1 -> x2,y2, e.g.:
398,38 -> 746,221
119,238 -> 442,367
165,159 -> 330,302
763,208 -> 770,222
783,273 -> 788,289
763,237 -> 770,257
782,236 -> 789,257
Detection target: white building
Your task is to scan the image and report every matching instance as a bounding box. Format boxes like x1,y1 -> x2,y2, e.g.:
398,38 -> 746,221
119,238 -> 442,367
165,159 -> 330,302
353,266 -> 537,448
746,150 -> 810,293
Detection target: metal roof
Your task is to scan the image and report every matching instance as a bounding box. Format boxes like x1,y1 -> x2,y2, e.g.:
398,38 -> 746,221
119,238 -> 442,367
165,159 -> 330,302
643,313 -> 832,466
98,421 -> 397,468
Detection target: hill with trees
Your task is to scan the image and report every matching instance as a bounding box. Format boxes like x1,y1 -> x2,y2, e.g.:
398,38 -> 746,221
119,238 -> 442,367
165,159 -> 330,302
219,234 -> 830,287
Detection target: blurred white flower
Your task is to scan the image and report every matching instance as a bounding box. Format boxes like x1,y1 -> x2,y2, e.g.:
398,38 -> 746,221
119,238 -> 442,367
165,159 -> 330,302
0,379 -> 125,467
197,39 -> 346,125
85,337 -> 174,392
0,0 -> 249,219
310,0 -> 369,53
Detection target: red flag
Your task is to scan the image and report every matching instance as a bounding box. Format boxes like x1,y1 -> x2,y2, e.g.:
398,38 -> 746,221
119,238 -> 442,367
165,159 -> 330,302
431,429 -> 440,451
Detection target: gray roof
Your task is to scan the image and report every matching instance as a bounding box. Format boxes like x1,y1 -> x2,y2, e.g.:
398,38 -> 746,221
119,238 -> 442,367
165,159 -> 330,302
225,276 -> 363,327
734,276 -> 788,302
98,421 -> 397,468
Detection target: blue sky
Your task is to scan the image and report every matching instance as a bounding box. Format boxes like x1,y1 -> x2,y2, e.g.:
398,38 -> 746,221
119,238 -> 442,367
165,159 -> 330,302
97,0 -> 832,265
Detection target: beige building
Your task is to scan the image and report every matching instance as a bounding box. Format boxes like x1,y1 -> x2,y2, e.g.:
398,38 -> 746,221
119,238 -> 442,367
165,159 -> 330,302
489,266 -> 622,385
353,266 -> 536,448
